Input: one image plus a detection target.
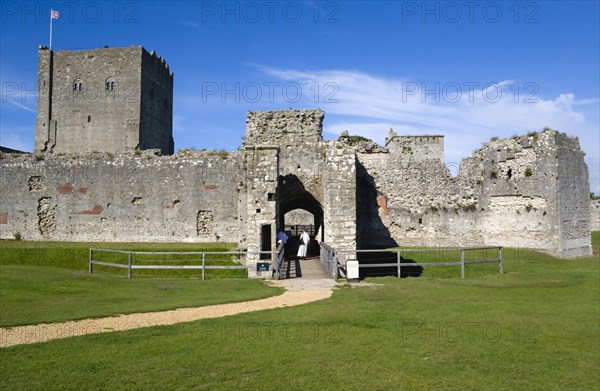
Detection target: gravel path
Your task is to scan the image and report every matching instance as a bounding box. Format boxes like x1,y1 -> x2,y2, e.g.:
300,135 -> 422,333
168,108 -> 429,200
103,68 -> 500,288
0,280 -> 339,348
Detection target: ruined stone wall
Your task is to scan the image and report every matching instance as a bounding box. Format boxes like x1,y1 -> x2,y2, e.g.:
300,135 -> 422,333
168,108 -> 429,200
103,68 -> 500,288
473,133 -> 560,252
357,130 -> 592,257
357,152 -> 482,248
384,133 -> 445,162
243,109 -> 356,254
244,109 -> 324,146
242,146 -> 279,256
322,143 -> 357,250
555,134 -> 592,257
0,151 -> 241,243
591,199 -> 600,231
34,46 -> 173,155
7,100 -> 594,261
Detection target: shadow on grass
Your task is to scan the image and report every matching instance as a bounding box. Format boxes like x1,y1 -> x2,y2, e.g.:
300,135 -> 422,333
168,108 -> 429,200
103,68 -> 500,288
357,250 -> 423,279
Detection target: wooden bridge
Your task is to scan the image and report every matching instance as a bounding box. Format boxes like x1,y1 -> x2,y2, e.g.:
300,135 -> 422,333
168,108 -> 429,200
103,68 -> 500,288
277,256 -> 330,279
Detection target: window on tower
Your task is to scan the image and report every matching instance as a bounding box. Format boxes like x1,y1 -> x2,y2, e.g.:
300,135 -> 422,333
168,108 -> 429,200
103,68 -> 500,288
105,77 -> 115,91
73,79 -> 82,92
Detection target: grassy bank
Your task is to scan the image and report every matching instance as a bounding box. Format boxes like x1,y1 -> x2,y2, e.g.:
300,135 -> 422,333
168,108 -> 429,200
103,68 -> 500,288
1,239 -> 598,390
0,266 -> 283,327
0,240 -> 284,327
0,240 -> 245,278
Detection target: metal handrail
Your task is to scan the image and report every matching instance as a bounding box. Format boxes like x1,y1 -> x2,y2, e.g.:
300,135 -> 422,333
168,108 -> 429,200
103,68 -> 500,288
272,243 -> 285,280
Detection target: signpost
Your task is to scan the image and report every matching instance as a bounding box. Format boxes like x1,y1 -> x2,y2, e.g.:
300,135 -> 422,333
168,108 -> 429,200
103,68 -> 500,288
346,259 -> 359,281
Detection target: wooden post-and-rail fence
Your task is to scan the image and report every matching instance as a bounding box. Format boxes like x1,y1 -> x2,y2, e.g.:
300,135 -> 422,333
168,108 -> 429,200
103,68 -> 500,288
89,248 -> 278,280
319,245 -> 504,280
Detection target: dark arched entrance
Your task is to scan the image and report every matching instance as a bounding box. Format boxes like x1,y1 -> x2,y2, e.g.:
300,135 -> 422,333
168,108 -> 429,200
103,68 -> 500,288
278,175 -> 324,257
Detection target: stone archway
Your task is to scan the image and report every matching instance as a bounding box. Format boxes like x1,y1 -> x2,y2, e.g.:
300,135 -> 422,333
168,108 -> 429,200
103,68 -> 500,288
277,174 -> 324,249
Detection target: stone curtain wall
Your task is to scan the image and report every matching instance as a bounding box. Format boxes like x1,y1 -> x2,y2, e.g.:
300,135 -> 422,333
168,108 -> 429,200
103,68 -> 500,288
242,146 -> 279,259
356,130 -> 592,257
357,151 -> 482,248
476,134 -> 561,253
591,199 -> 600,231
0,151 -> 242,242
322,143 -> 357,250
5,103 -> 593,260
385,134 -> 445,162
244,109 -> 324,146
555,134 -> 592,257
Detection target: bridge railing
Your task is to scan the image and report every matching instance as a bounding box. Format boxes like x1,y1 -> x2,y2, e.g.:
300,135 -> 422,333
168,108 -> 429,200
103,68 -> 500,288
272,243 -> 285,280
319,243 -> 345,279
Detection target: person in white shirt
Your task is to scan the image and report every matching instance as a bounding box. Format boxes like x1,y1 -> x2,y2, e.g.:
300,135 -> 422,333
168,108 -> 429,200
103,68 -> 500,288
297,231 -> 310,258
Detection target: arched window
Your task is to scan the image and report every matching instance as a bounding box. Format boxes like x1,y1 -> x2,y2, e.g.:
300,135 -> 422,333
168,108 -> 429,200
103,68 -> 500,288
72,78 -> 82,92
105,77 -> 115,91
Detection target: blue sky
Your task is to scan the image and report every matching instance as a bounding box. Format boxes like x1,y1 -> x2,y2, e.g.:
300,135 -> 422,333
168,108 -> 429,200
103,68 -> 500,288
1,1 -> 599,192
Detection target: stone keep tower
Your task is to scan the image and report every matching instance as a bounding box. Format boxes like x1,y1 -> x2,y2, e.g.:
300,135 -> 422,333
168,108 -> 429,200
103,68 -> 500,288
35,45 -> 174,155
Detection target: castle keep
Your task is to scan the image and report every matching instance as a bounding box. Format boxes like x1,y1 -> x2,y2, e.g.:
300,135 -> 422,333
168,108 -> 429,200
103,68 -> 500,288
0,46 -> 593,269
35,46 -> 174,155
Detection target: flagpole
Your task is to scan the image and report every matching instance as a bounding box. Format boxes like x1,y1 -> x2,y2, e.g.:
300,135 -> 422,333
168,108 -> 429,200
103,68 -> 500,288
49,9 -> 53,50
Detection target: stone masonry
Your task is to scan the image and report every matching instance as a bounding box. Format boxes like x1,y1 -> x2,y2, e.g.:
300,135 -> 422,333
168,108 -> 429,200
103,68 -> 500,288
1,113 -> 592,262
0,47 -> 594,272
35,46 -> 174,155
591,199 -> 600,231
355,129 -> 592,258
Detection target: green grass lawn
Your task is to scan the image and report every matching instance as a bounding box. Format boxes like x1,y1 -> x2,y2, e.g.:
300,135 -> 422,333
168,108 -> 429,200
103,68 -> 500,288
1,236 -> 598,390
0,265 -> 283,327
0,241 -> 284,327
0,240 -> 249,278
0,240 -> 237,267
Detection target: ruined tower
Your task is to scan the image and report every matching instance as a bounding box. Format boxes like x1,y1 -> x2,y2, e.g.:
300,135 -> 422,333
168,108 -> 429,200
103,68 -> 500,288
34,45 -> 174,155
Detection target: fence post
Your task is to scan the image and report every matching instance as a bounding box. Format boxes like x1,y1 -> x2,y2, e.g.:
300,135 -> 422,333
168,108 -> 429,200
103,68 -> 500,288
498,247 -> 503,274
460,249 -> 465,279
128,252 -> 132,279
202,253 -> 206,281
332,250 -> 338,279
397,250 -> 401,278
89,249 -> 93,274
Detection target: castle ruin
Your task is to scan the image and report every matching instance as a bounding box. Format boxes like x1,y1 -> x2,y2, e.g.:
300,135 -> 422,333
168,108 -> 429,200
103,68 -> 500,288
0,46 -> 593,274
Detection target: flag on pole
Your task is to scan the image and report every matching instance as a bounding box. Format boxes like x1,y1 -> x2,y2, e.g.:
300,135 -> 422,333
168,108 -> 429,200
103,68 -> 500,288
50,9 -> 59,50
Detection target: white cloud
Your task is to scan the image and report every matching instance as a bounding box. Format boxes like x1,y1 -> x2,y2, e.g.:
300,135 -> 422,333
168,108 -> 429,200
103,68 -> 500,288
0,131 -> 32,152
257,66 -> 600,190
5,98 -> 36,113
178,20 -> 200,28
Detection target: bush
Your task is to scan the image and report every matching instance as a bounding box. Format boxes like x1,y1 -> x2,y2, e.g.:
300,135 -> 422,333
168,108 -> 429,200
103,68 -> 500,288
525,167 -> 533,177
13,232 -> 22,241
462,203 -> 477,212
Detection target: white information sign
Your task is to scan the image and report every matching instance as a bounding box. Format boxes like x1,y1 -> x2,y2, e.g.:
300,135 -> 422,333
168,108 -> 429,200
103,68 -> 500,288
346,260 -> 359,280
